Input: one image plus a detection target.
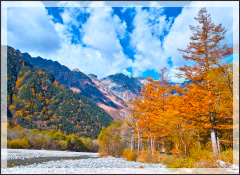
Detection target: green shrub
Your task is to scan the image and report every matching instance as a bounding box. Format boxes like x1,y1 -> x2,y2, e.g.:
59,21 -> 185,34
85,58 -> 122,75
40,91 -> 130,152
7,127 -> 94,152
98,123 -> 126,157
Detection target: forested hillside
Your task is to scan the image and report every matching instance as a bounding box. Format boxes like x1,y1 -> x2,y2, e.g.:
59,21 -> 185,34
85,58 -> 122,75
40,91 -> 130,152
22,53 -> 121,109
7,46 -> 113,138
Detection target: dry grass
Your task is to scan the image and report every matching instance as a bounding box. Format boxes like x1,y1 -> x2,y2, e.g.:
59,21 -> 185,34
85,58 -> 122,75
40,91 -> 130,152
220,149 -> 233,164
122,148 -> 138,161
134,148 -> 234,168
136,150 -> 168,164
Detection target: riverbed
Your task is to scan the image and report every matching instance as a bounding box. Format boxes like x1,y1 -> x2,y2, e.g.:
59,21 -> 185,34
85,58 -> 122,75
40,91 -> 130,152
1,149 -> 238,174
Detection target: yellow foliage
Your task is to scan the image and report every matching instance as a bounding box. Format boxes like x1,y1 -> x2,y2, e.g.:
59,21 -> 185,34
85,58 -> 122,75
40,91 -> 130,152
38,70 -> 45,75
9,105 -> 15,110
53,80 -> 59,87
25,102 -> 31,108
45,99 -> 49,105
25,111 -> 30,115
53,114 -> 57,119
220,150 -> 233,164
12,94 -> 16,101
15,110 -> 23,116
24,114 -> 31,120
69,133 -> 75,136
15,77 -> 23,88
123,148 -> 138,161
50,97 -> 54,102
7,138 -> 30,149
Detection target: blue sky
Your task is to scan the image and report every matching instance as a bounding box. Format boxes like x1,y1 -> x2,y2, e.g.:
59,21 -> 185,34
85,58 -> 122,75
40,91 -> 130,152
44,6 -> 182,80
5,1 -> 238,83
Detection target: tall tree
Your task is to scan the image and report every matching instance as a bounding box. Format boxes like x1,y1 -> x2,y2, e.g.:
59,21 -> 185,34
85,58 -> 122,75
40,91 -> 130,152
177,7 -> 233,157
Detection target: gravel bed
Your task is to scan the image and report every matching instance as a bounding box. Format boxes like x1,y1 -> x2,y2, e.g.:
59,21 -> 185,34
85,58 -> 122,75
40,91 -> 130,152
7,157 -> 166,168
2,149 -> 99,160
1,158 -> 172,174
2,149 -> 239,174
1,149 -> 174,174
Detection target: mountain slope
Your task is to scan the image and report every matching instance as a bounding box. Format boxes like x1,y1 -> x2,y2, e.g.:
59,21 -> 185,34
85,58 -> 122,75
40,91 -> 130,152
22,53 -> 126,120
88,74 -> 128,119
7,46 -> 113,138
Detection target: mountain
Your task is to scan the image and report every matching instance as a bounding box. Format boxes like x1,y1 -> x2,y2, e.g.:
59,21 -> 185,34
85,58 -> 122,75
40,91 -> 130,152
87,74 -> 129,119
7,46 -> 113,138
20,47 -> 189,121
100,73 -> 148,100
22,52 -> 126,120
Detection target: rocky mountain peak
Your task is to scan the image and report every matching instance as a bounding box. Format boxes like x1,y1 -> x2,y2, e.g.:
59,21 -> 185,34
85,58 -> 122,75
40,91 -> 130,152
72,68 -> 81,72
88,74 -> 98,80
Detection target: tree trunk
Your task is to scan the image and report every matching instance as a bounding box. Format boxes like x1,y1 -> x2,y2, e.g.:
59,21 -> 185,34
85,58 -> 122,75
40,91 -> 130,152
217,135 -> 220,153
211,127 -> 219,157
152,134 -> 156,154
150,136 -> 153,154
136,122 -> 140,155
179,126 -> 187,158
162,137 -> 165,152
197,132 -> 201,147
137,130 -> 140,155
148,136 -> 151,150
130,133 -> 134,152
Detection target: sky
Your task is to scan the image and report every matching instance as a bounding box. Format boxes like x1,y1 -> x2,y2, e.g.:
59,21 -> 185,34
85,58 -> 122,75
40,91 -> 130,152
4,1 -> 239,83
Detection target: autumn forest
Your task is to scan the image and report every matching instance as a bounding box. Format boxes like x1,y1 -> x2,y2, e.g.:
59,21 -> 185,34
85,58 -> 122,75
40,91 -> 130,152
5,8 -> 238,168
97,8 -> 237,168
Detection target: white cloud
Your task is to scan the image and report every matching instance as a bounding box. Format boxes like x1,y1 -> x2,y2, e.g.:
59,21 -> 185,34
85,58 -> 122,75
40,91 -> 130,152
168,66 -> 186,83
57,1 -> 82,7
88,1 -> 109,8
130,7 -> 173,77
2,1 -> 46,45
5,1 -> 237,83
163,7 -> 198,68
41,6 -> 132,79
6,2 -> 61,54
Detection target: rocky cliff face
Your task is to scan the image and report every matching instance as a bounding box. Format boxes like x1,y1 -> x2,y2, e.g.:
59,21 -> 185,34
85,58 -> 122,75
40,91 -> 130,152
100,73 -> 148,101
87,74 -> 129,120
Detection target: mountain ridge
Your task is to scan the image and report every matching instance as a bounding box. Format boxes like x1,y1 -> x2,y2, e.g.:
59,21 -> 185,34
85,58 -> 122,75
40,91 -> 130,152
7,46 -> 113,138
21,51 -> 127,120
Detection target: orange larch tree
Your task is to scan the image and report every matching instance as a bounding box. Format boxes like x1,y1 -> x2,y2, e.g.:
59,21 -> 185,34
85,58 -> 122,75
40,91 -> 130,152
177,7 -> 233,157
133,67 -> 174,153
